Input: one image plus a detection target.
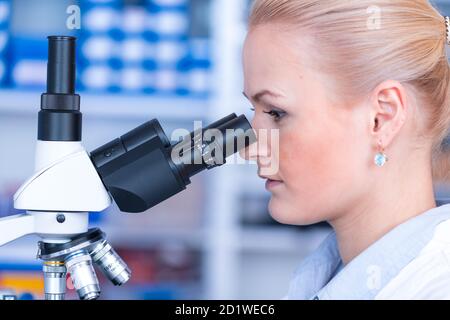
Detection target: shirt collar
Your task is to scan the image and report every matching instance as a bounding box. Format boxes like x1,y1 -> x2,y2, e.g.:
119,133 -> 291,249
287,204 -> 450,300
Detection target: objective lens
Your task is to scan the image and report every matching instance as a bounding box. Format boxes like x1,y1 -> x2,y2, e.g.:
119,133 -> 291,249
43,261 -> 66,300
65,251 -> 100,300
90,240 -> 131,286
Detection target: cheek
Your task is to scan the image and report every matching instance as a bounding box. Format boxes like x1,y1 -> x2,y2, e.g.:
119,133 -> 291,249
280,128 -> 340,186
269,122 -> 367,224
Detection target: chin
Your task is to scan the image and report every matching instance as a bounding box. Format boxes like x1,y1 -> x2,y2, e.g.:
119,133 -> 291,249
268,197 -> 320,226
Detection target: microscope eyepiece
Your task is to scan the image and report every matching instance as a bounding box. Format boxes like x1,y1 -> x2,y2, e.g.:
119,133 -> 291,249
38,35 -> 82,142
90,114 -> 256,213
47,35 -> 76,95
173,114 -> 256,178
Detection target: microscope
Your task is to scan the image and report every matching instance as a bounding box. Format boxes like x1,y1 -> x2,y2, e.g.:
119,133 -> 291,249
0,36 -> 256,300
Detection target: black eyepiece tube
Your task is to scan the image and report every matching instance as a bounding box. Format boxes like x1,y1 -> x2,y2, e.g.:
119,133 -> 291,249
172,114 -> 256,180
214,115 -> 256,158
38,36 -> 81,141
47,36 -> 76,95
173,113 -> 238,145
204,113 -> 237,130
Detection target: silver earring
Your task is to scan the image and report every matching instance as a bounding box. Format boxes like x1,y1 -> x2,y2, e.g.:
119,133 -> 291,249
374,141 -> 388,167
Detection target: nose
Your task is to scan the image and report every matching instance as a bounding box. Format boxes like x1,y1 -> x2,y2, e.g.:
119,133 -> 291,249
239,138 -> 259,161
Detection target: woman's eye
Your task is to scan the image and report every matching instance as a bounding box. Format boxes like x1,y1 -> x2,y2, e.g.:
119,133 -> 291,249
263,109 -> 286,121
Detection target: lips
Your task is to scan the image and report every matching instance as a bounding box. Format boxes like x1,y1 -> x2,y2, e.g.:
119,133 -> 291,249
264,178 -> 283,191
258,171 -> 283,191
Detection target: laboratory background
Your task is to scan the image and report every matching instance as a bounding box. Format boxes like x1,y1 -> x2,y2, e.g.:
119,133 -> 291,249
0,0 -> 450,300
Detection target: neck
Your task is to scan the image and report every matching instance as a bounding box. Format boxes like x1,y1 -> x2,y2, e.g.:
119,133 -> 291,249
329,156 -> 436,265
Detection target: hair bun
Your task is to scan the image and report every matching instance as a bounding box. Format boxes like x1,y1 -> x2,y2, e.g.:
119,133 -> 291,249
445,16 -> 450,45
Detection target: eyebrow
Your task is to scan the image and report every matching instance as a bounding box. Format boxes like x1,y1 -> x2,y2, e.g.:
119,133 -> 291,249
243,90 -> 283,103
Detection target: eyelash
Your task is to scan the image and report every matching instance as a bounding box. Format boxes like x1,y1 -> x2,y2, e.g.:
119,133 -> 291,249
264,110 -> 285,121
250,107 -> 286,122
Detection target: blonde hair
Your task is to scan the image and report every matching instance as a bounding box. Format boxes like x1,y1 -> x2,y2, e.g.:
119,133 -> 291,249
249,0 -> 450,182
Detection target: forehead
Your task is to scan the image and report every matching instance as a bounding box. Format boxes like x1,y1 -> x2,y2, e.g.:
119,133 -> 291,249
243,24 -> 312,93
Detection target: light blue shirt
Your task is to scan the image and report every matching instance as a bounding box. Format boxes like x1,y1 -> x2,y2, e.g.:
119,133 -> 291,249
286,204 -> 450,300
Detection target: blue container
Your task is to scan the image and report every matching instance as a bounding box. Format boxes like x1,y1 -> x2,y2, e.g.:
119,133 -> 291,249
9,37 -> 48,90
78,0 -> 211,96
78,1 -> 123,93
146,0 -> 188,12
145,6 -> 189,40
78,62 -> 116,93
80,0 -> 122,10
0,0 -> 10,28
0,0 -> 10,86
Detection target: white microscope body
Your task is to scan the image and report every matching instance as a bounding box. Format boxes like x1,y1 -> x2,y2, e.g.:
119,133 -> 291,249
0,140 -> 111,247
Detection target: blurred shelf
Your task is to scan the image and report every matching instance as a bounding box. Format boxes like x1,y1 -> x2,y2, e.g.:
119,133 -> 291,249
238,226 -> 331,254
0,235 -> 41,267
238,165 -> 266,194
100,224 -> 206,249
0,89 -> 210,121
95,223 -> 332,255
101,281 -> 203,300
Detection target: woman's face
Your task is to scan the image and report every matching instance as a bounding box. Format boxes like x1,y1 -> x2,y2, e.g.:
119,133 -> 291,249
243,24 -> 374,225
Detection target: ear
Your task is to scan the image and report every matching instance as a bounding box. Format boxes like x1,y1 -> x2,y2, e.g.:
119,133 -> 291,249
370,80 -> 408,149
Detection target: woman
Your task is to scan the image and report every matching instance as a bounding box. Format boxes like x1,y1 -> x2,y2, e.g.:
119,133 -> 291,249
242,0 -> 450,299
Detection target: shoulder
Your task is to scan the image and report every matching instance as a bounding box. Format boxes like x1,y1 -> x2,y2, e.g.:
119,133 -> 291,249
376,218 -> 450,300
